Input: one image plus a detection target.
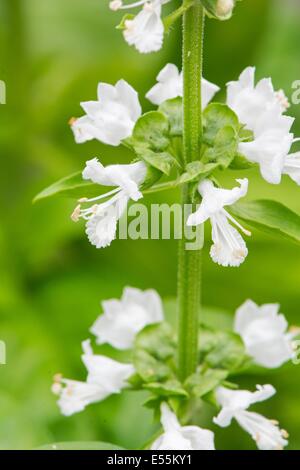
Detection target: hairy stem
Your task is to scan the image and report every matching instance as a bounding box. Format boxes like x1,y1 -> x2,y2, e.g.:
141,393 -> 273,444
177,1 -> 204,381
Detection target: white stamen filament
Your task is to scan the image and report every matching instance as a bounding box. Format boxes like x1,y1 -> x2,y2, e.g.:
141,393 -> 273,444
293,138 -> 300,144
80,187 -> 121,204
284,158 -> 300,169
110,0 -> 148,10
222,209 -> 251,236
237,411 -> 287,450
212,216 -> 242,251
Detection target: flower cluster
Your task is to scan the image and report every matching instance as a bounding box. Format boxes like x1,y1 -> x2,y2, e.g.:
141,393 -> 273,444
108,1 -> 238,54
69,63 -> 299,268
53,288 -> 294,450
38,0 -> 300,453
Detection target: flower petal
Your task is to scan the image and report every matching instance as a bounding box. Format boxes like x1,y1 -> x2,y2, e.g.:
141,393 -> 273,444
123,3 -> 164,54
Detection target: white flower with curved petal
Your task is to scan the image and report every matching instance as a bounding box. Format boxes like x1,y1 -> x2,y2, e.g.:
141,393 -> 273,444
227,67 -> 296,184
239,129 -> 294,185
234,300 -> 295,368
187,179 -> 250,267
117,0 -> 171,54
227,67 -> 289,130
283,151 -> 300,185
214,385 -> 288,450
151,403 -> 215,450
91,287 -> 164,350
146,63 -> 220,107
71,80 -> 141,146
72,159 -> 147,249
53,341 -> 134,416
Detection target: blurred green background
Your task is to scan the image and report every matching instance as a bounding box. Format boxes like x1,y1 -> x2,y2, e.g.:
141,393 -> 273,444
0,0 -> 300,450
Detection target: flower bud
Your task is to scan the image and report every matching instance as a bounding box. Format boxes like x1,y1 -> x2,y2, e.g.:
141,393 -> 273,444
216,0 -> 234,17
201,0 -> 236,21
109,0 -> 122,11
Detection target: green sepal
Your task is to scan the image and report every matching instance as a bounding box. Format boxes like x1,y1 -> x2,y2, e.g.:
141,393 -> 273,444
132,349 -> 171,383
202,125 -> 238,169
201,0 -> 237,21
143,380 -> 188,399
126,111 -> 170,152
199,324 -> 248,373
185,367 -> 229,398
159,97 -> 183,137
134,323 -> 176,361
140,165 -> 163,191
178,161 -> 219,184
203,103 -> 239,144
116,14 -> 134,30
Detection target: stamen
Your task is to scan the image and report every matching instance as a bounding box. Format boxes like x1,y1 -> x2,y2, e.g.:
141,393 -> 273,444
223,209 -> 251,236
281,429 -> 289,439
293,138 -> 300,144
69,117 -> 77,126
81,187 -> 121,204
51,373 -> 63,395
289,326 -> 300,336
71,204 -> 82,222
275,89 -> 290,112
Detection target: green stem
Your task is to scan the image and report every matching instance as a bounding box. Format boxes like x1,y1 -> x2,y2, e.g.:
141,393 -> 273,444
177,1 -> 204,381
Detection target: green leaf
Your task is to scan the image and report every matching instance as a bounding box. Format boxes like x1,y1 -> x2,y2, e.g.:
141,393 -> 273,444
186,368 -> 228,398
135,323 -> 176,361
33,172 -> 100,203
230,200 -> 300,244
203,103 -> 239,144
199,324 -> 247,372
37,441 -> 125,450
128,111 -> 170,152
178,161 -> 219,184
159,97 -> 183,136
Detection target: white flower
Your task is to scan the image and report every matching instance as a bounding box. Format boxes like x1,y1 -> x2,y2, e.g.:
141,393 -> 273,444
234,299 -> 295,368
52,341 -> 134,416
151,403 -> 215,450
214,385 -> 289,450
146,63 -> 220,107
91,287 -> 164,350
227,67 -> 289,129
283,151 -> 300,185
238,104 -> 294,184
187,179 -> 250,267
71,159 -> 147,249
71,80 -> 141,146
112,0 -> 171,54
227,67 -> 295,184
